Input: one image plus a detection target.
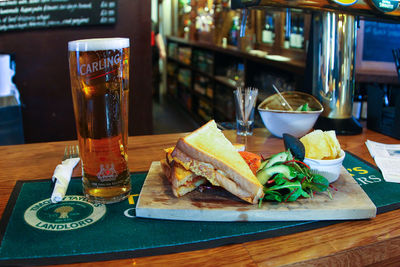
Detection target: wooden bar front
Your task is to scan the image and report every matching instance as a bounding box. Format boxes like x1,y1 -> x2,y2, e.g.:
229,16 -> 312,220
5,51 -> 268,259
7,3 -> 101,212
1,128 -> 400,266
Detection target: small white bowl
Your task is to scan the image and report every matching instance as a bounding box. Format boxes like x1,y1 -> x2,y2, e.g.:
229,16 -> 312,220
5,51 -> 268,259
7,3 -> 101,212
303,150 -> 345,183
258,91 -> 323,138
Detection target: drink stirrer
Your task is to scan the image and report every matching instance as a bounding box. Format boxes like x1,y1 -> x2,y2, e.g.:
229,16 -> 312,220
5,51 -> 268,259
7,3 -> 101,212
272,84 -> 293,111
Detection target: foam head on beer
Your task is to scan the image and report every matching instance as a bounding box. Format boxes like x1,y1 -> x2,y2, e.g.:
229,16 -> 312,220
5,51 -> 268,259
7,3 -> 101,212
68,38 -> 130,83
68,38 -> 129,51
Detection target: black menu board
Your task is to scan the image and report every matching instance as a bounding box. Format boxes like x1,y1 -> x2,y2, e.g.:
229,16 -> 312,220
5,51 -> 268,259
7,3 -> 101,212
362,20 -> 400,62
0,0 -> 117,32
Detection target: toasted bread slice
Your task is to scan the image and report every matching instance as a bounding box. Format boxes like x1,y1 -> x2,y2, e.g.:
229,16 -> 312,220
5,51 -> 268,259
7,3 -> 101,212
161,149 -> 207,197
171,120 -> 264,204
162,144 -> 246,198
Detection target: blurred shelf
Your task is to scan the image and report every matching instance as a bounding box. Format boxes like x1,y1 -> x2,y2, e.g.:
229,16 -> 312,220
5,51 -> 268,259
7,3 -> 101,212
214,75 -> 238,89
166,36 -> 307,125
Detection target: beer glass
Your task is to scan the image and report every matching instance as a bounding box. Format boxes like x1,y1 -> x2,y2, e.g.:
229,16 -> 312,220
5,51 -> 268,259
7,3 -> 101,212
68,38 -> 131,204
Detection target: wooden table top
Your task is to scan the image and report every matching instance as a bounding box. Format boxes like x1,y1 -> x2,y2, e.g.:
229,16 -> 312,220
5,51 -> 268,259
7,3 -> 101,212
1,128 -> 400,266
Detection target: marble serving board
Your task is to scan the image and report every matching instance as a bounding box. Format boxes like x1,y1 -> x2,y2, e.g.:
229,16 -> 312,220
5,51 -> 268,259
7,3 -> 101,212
135,162 -> 376,221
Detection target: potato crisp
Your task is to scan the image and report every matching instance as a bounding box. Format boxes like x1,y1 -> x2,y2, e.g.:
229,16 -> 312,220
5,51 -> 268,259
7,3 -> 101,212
300,130 -> 341,160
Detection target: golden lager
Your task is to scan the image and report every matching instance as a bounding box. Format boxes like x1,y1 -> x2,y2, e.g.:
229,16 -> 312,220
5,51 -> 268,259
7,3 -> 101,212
68,38 -> 130,204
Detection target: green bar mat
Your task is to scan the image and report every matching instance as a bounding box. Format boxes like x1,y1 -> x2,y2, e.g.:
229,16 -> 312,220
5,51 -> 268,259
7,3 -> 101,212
0,152 -> 399,266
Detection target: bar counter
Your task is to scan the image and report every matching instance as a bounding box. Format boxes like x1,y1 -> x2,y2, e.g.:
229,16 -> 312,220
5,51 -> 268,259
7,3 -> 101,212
1,128 -> 400,266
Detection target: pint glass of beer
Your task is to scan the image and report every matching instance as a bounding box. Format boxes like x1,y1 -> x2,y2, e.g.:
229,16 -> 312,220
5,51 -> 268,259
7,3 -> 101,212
68,38 -> 130,204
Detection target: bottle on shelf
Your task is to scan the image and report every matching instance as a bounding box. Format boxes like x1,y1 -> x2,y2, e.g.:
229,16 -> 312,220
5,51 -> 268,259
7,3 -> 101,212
360,87 -> 368,120
298,16 -> 304,49
235,63 -> 245,88
289,13 -> 304,49
229,16 -> 239,46
221,0 -> 230,9
352,86 -> 362,119
284,9 -> 291,49
261,13 -> 275,44
289,13 -> 298,48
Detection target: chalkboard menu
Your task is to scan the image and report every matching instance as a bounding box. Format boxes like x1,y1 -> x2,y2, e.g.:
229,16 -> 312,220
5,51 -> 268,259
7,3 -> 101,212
362,20 -> 400,62
0,0 -> 117,32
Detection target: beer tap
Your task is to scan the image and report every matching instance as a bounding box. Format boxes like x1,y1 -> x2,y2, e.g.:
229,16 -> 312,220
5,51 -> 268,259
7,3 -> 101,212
231,0 -> 400,135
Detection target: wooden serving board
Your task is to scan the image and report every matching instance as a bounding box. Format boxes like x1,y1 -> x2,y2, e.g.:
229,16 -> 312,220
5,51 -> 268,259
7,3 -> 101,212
135,162 -> 376,221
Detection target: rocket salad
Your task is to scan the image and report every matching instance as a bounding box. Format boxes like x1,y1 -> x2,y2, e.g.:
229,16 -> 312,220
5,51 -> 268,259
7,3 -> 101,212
256,150 -> 331,205
240,149 -> 331,205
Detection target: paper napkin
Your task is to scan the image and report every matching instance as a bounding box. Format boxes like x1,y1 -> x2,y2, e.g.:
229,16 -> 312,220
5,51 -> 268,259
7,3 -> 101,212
51,157 -> 80,203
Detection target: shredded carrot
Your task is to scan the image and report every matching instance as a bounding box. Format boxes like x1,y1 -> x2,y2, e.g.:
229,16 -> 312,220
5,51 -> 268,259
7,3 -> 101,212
239,151 -> 261,175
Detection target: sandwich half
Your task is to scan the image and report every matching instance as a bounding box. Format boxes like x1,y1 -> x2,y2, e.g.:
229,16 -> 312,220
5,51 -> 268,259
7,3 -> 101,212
161,147 -> 207,197
161,144 -> 246,197
171,120 -> 264,204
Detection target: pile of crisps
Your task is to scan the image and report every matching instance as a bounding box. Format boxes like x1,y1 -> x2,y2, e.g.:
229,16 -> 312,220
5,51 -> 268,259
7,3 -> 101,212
300,130 -> 341,160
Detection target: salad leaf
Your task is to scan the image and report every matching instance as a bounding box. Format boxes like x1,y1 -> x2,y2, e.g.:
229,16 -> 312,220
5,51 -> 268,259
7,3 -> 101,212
263,190 -> 283,202
264,176 -> 309,202
296,103 -> 313,111
303,174 -> 329,192
259,150 -> 331,203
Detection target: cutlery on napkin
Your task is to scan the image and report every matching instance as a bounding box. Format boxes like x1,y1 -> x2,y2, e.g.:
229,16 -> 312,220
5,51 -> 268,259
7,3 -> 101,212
51,145 -> 80,203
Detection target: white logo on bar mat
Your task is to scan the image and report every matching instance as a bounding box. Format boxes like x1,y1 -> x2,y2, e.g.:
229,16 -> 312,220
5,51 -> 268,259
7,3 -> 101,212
24,196 -> 106,231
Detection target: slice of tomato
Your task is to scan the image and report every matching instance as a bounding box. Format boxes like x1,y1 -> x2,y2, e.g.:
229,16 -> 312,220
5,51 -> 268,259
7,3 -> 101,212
239,151 -> 261,175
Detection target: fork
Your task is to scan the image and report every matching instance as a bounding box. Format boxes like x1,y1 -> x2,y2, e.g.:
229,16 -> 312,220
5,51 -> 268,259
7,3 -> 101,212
51,145 -> 81,203
63,145 -> 80,161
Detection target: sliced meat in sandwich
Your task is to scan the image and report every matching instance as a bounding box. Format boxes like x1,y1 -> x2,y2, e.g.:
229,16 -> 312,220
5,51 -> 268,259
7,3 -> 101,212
171,120 -> 264,204
161,147 -> 208,197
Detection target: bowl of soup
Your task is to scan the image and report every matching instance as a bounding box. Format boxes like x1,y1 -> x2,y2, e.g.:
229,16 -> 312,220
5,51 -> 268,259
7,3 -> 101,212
258,91 -> 323,138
